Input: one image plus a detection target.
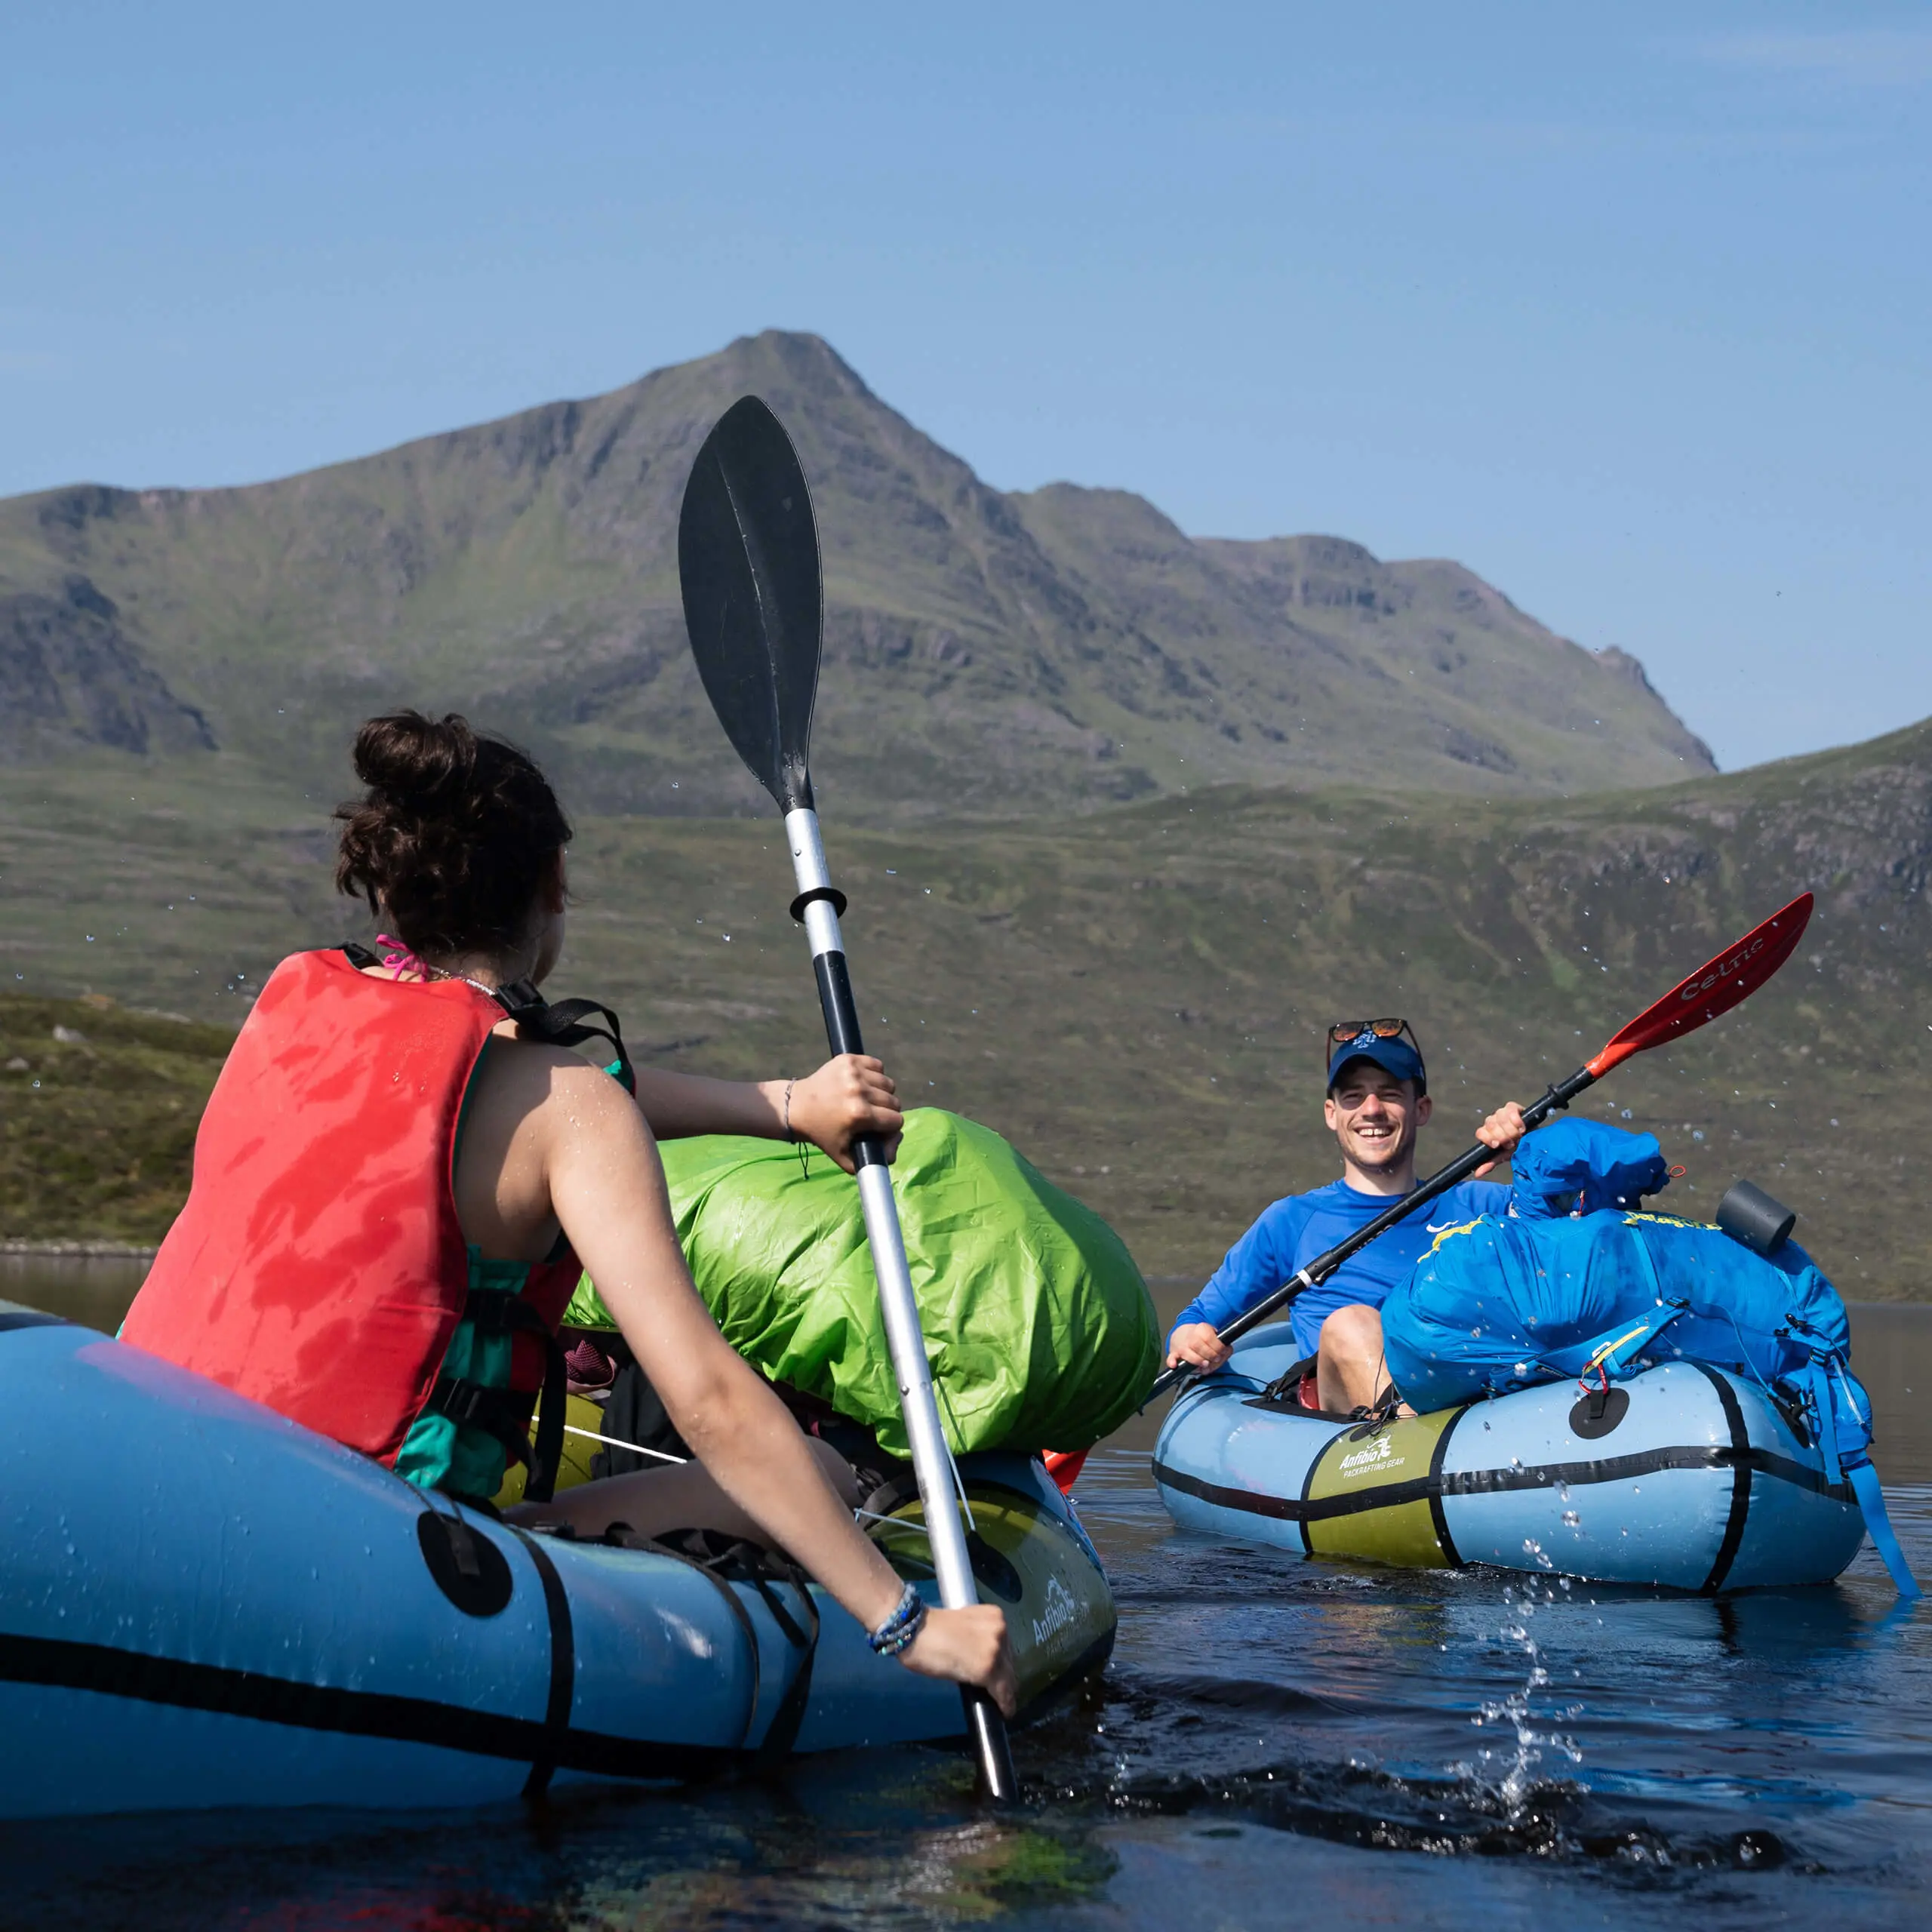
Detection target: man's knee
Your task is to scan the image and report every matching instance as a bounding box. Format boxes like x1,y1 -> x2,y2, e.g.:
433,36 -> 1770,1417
1318,1303 -> 1383,1360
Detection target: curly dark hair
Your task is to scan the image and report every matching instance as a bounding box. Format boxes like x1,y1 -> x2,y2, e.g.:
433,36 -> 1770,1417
334,711 -> 572,959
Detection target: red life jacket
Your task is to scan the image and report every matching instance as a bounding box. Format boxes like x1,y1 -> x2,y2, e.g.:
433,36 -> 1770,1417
122,949 -> 582,1484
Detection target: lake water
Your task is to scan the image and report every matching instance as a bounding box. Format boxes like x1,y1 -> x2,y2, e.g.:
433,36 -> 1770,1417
5,1260 -> 1930,1928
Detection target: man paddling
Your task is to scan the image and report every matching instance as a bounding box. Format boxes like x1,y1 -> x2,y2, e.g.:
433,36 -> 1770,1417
1164,1020 -> 1526,1413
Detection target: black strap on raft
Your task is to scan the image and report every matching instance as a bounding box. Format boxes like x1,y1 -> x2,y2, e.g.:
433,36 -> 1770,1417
592,1524 -> 822,1765
1258,1354 -> 1320,1405
744,1550 -> 821,1764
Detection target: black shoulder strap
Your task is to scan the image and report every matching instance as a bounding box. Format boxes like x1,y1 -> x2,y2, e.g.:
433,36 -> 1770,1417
493,979 -> 635,1094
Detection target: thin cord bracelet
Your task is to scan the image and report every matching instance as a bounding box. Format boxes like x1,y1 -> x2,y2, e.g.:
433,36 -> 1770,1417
782,1078 -> 796,1142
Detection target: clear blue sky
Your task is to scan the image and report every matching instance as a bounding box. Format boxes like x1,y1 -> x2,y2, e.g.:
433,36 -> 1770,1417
4,4 -> 1927,771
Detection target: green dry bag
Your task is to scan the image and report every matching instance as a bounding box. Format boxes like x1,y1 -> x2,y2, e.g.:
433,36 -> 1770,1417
565,1108 -> 1158,1457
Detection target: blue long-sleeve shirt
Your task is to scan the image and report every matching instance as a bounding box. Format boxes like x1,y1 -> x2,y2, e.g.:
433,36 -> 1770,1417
1173,1177 -> 1511,1358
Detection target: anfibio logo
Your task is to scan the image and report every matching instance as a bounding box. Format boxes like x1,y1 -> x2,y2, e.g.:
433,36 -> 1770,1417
1031,1574 -> 1079,1649
1339,1434 -> 1403,1477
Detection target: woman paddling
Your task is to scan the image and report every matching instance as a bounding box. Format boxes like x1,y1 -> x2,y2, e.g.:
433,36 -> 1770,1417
122,711 -> 1015,1712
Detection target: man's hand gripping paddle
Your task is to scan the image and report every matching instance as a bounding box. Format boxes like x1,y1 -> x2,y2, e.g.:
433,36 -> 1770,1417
1146,892 -> 1817,1402
678,396 -> 1020,1802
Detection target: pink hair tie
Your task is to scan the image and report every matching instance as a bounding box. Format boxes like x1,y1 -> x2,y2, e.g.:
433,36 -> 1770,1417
375,933 -> 435,982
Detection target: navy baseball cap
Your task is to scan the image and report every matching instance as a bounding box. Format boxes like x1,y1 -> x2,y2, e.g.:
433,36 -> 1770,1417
1325,1019 -> 1427,1095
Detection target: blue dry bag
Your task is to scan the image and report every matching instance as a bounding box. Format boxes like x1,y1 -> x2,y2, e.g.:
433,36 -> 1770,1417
1510,1116 -> 1669,1220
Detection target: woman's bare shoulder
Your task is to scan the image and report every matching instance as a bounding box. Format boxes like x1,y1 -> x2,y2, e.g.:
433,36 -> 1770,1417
472,1033 -> 638,1122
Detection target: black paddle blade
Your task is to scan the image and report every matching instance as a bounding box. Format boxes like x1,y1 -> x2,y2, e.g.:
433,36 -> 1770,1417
678,396 -> 823,812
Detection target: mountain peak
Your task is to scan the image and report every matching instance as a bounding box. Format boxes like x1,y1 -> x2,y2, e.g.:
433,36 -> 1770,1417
0,334 -> 1715,813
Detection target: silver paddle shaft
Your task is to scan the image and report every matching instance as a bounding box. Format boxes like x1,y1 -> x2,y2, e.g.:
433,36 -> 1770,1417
784,808 -> 981,1616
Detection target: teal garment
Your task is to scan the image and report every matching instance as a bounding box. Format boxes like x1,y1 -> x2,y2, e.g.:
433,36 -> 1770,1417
392,1249 -> 534,1502
393,1038 -> 535,1503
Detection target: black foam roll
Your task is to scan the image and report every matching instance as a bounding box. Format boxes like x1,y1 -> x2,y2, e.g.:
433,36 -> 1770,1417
1716,1178 -> 1796,1256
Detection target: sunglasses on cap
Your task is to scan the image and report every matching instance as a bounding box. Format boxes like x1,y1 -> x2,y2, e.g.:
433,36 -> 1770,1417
1324,1017 -> 1427,1095
1325,1017 -> 1420,1054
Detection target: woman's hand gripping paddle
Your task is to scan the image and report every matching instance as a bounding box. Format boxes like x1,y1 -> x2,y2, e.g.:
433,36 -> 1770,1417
1146,892 -> 1816,1401
678,396 -> 1020,1803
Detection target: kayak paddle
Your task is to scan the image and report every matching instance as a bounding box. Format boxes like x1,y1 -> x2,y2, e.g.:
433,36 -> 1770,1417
677,395 -> 1019,1802
1146,891 -> 1816,1401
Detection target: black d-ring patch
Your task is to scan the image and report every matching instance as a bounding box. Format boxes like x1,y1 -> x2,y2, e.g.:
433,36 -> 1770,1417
967,1534 -> 1024,1604
417,1512 -> 515,1617
1568,1386 -> 1630,1440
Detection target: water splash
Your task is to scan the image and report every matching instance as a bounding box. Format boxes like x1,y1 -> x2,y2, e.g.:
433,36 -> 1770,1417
1460,1582 -> 1584,1814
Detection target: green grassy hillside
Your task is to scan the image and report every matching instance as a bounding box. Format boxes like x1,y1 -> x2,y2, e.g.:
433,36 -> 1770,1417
0,994 -> 232,1243
2,332 -> 1709,819
5,718 -> 1925,1294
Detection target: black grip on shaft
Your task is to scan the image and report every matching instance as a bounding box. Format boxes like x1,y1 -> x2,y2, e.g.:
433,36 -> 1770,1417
811,950 -> 888,1170
813,951 -> 865,1055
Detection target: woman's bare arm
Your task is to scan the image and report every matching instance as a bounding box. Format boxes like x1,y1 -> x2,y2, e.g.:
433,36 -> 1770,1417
631,1057 -> 903,1172
539,1061 -> 1011,1707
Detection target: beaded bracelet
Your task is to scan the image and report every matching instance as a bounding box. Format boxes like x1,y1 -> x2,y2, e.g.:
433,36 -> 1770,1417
866,1581 -> 928,1657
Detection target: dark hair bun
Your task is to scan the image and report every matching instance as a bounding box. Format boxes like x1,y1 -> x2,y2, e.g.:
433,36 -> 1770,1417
349,712 -> 478,807
334,711 -> 572,958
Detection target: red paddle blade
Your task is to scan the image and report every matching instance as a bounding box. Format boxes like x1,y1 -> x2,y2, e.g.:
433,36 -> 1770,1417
1586,892 -> 1814,1078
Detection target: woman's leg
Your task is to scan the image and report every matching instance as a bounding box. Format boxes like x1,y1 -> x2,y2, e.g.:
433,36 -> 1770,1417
505,1435 -> 863,1549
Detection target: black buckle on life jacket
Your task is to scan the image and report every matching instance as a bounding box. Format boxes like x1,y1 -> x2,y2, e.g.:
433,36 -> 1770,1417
428,1374 -> 532,1444
465,1287 -> 549,1339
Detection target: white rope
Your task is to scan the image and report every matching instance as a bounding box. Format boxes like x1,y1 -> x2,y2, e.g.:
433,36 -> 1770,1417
558,1417 -> 686,1466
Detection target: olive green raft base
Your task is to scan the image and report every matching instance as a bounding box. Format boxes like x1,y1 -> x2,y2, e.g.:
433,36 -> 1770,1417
565,1108 -> 1160,1457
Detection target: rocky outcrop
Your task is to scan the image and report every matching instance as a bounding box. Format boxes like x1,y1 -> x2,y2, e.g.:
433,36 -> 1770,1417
0,576 -> 215,756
